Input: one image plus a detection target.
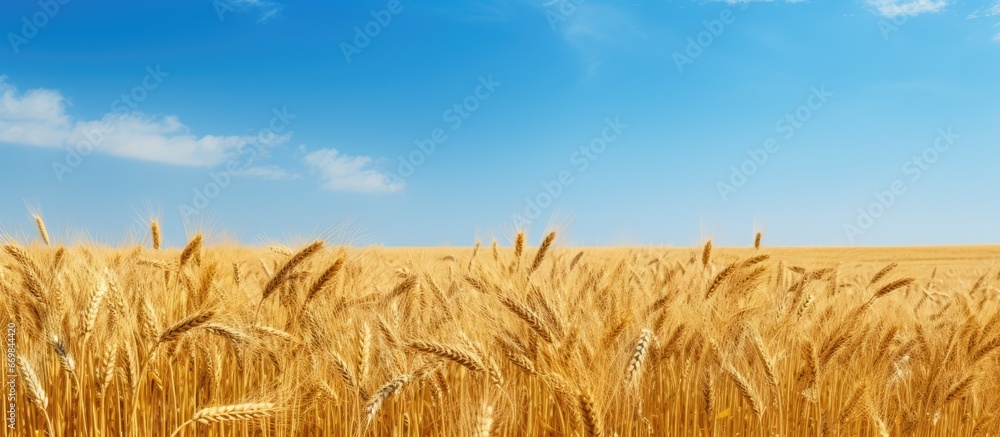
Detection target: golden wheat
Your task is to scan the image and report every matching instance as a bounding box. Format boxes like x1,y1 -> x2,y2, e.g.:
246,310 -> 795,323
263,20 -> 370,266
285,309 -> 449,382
3,231 -> 1000,436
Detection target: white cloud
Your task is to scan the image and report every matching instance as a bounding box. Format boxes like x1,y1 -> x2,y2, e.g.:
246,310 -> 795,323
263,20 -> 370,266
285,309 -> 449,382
0,79 -> 73,146
0,76 -> 397,195
867,0 -> 948,18
304,148 -> 403,193
0,75 -> 281,167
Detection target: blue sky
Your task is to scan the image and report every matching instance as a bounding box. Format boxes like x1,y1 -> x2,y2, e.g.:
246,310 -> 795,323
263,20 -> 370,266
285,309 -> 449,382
1,0 -> 999,247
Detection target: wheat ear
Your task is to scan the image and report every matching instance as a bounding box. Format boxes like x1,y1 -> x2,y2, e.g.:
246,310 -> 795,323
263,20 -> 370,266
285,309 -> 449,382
625,329 -> 653,389
34,215 -> 50,245
18,356 -> 54,436
529,231 -> 556,275
179,234 -> 202,267
81,278 -> 109,347
701,240 -> 713,267
259,241 -> 324,311
409,341 -> 485,372
496,294 -> 554,343
170,403 -> 275,437
512,232 -> 525,270
151,220 -> 161,250
364,374 -> 411,425
579,389 -> 602,437
868,263 -> 898,287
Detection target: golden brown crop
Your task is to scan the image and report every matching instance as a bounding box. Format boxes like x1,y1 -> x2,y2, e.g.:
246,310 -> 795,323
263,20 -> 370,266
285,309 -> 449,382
2,232 -> 999,436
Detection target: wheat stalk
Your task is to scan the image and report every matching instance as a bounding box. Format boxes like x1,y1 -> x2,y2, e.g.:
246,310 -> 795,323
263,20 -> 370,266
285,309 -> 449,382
579,389 -> 602,437
170,403 -> 275,437
151,220 -> 161,250
364,374 -> 410,425
34,215 -> 50,245
725,365 -> 764,419
304,257 -> 343,306
625,329 -> 653,389
179,234 -> 202,267
158,310 -> 216,344
260,241 -> 324,304
701,240 -> 713,267
512,232 -> 525,271
81,277 -> 109,345
869,277 -> 915,304
469,241 -> 481,271
409,341 -> 485,372
529,231 -> 556,275
868,262 -> 898,286
18,356 -> 54,436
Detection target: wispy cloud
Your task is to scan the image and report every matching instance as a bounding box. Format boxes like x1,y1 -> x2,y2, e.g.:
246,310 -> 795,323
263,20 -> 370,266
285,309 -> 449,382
0,75 -> 286,167
967,2 -> 1000,18
866,0 -> 948,18
228,0 -> 284,23
543,0 -> 802,79
304,148 -> 403,193
544,2 -> 648,80
1,75 -> 400,194
966,1 -> 1000,42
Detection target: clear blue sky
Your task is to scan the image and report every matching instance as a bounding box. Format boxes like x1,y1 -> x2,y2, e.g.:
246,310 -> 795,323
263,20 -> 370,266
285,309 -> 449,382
1,0 -> 998,247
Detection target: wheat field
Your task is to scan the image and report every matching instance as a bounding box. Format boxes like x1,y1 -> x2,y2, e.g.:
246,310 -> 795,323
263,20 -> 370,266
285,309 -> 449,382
3,223 -> 1000,436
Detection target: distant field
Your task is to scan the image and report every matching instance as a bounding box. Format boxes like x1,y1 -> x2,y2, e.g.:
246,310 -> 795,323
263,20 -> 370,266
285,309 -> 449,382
4,229 -> 999,436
